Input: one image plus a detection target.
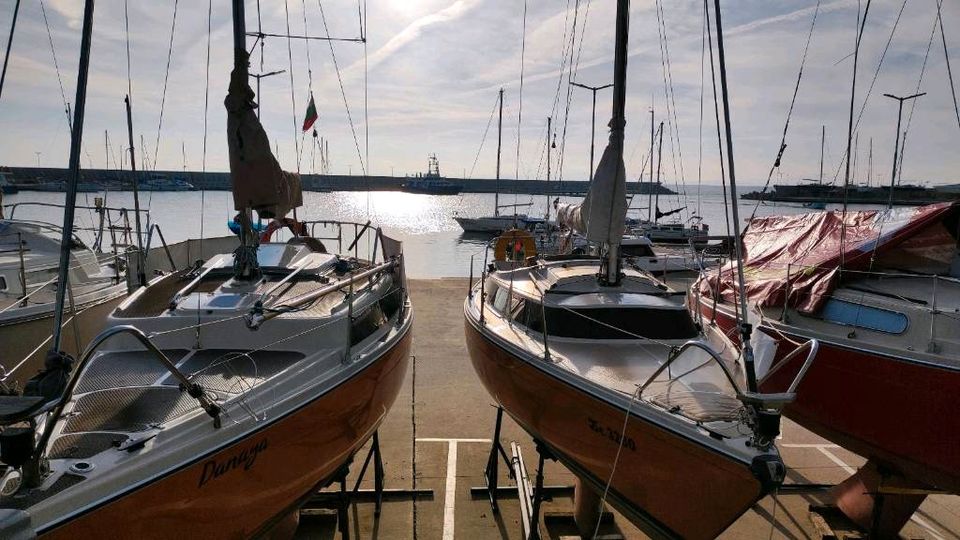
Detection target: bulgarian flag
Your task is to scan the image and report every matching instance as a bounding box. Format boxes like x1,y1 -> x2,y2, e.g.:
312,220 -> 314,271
302,94 -> 318,132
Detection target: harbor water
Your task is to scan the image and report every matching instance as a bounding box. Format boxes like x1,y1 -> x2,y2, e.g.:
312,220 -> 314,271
3,186 -> 886,278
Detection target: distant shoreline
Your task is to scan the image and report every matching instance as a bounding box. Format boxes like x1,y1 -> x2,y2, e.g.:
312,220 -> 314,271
0,167 -> 676,196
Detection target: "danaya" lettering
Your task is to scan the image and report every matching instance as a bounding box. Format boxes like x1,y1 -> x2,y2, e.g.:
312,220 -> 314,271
198,438 -> 269,488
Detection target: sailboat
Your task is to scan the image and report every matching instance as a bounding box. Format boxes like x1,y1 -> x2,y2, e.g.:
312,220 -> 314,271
464,2 -> 812,537
692,202 -> 960,534
0,218 -> 128,388
455,89 -> 540,233
0,1 -> 412,537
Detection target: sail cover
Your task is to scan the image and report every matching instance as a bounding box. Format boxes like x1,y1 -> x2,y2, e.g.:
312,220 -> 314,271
556,139 -> 627,245
699,202 -> 959,314
225,53 -> 302,219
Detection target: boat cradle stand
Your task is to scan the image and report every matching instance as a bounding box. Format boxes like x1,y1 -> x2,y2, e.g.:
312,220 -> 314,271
301,431 -> 434,540
470,407 -> 574,540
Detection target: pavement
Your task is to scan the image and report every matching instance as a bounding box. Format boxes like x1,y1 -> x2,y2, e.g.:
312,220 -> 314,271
295,278 -> 960,540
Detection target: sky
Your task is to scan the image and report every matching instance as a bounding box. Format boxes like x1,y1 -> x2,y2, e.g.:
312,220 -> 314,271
0,0 -> 958,187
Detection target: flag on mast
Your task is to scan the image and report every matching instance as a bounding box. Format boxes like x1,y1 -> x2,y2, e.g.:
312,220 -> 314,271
302,94 -> 318,132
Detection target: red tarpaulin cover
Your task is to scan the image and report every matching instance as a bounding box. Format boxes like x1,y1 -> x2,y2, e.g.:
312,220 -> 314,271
699,202 -> 958,314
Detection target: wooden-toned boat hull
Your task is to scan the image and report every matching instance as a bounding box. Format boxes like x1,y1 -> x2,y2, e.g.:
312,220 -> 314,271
0,293 -> 126,388
40,329 -> 412,539
464,318 -> 766,540
692,295 -> 960,493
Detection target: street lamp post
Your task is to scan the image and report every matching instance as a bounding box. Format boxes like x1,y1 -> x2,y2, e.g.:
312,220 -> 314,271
882,92 -> 925,208
570,81 -> 613,181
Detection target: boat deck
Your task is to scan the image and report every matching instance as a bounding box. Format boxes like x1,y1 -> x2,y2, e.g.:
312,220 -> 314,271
297,279 -> 960,539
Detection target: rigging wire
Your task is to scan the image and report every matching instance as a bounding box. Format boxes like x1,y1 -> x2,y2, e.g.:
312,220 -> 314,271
748,0 -> 821,221
467,93 -> 502,179
363,0 -> 370,218
39,0 -> 71,132
152,0 -> 180,174
554,0 -> 582,188
938,0 -> 960,132
654,0 -> 688,221
195,0 -> 213,345
316,0 -> 367,176
704,0 -> 731,239
513,0 -> 528,211
897,3 -> 942,185
840,0 -> 873,270
284,0 -> 301,172
696,1 -> 706,219
827,0 -> 907,185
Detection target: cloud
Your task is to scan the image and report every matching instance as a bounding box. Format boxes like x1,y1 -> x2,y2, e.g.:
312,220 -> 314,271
362,0 -> 483,72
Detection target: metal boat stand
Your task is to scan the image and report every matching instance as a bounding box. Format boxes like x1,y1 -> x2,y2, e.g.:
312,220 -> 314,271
302,431 -> 433,540
471,408 -> 572,540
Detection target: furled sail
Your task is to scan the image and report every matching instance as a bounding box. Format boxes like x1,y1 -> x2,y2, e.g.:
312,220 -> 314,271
225,51 -> 302,219
556,132 -> 627,245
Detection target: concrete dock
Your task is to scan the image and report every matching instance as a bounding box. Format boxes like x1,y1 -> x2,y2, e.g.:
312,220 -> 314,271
297,279 -> 960,539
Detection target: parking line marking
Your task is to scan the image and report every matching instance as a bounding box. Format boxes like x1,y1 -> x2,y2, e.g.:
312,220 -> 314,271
443,441 -> 458,540
416,438 -> 492,540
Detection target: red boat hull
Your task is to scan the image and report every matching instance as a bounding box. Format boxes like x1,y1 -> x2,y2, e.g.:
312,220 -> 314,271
42,330 -> 412,539
692,295 -> 960,493
464,318 -> 767,540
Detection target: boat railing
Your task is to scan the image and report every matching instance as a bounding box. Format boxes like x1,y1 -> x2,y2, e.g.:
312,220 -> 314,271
639,338 -> 819,412
246,256 -> 401,329
9,325 -> 221,489
755,338 -> 819,395
4,201 -> 152,256
143,223 -> 177,273
297,220 -> 386,262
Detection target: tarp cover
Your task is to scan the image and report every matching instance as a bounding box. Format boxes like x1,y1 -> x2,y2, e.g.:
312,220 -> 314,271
699,202 -> 958,314
556,137 -> 627,245
225,53 -> 302,219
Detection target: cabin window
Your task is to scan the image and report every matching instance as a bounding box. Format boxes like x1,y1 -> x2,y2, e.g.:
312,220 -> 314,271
517,301 -> 698,340
0,276 -> 7,292
483,282 -> 521,315
351,302 -> 387,345
622,244 -> 655,257
821,299 -> 908,334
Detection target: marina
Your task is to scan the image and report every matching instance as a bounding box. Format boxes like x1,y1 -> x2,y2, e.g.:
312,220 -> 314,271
0,0 -> 959,538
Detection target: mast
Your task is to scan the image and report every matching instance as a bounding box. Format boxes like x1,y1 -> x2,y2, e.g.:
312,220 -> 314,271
712,0 -> 758,392
647,108 -> 654,222
51,0 -> 96,352
495,88 -> 503,217
867,137 -> 873,186
125,95 -> 145,287
653,121 -> 664,223
604,0 -> 629,286
230,0 -> 258,276
819,125 -> 824,185
545,116 -> 551,221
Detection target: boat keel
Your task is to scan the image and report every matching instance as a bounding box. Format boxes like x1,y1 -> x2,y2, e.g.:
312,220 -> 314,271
832,459 -> 929,537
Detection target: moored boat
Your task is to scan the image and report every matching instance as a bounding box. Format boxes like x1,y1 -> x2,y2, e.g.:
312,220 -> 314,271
464,2 -> 813,536
465,253 -> 801,538
691,202 -> 960,534
0,2 -> 413,537
0,219 -> 127,388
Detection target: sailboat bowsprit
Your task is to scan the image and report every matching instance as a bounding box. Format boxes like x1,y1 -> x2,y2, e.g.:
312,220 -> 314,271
0,1 -> 412,537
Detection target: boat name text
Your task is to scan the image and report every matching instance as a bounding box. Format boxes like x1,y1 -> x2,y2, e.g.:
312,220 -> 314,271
199,439 -> 269,487
588,417 -> 636,451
